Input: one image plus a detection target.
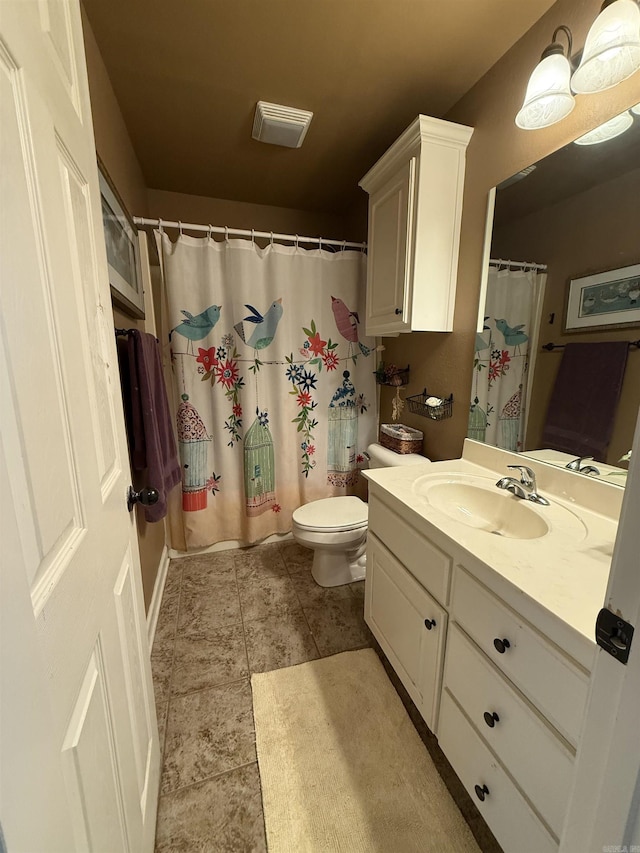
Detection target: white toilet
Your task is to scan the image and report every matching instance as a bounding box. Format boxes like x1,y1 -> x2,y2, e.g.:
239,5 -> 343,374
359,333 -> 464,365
292,442 -> 427,587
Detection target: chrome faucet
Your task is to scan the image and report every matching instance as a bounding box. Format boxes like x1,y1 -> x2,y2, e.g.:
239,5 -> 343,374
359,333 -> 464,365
565,455 -> 600,475
495,464 -> 550,506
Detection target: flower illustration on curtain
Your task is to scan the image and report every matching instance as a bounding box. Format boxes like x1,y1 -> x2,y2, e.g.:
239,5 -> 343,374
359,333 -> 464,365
488,349 -> 511,386
327,370 -> 359,487
198,335 -> 245,446
243,409 -> 276,516
286,349 -> 319,478
176,394 -> 218,511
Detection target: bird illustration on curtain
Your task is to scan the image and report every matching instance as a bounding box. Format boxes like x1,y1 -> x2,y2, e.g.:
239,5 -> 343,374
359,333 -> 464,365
331,296 -> 370,357
234,299 -> 284,350
171,304 -> 221,353
495,318 -> 528,354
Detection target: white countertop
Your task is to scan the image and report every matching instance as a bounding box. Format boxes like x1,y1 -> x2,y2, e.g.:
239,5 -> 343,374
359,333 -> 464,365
364,441 -> 621,671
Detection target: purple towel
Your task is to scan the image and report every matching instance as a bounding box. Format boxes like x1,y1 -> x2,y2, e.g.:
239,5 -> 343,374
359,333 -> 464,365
125,330 -> 181,522
541,341 -> 629,460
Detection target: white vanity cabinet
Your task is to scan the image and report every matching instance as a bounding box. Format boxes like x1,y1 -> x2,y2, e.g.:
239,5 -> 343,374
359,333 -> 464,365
359,115 -> 473,336
364,488 -> 592,853
438,566 -> 590,849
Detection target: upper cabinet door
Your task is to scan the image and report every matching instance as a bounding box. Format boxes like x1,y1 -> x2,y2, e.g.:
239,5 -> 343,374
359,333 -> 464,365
365,157 -> 416,336
360,115 -> 473,337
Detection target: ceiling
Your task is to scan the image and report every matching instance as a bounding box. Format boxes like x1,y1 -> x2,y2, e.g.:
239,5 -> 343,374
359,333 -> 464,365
83,0 -> 558,214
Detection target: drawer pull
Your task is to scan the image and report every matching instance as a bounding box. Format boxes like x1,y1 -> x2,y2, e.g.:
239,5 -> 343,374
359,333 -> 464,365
474,783 -> 490,802
483,710 -> 500,728
395,308 -> 402,315
493,637 -> 511,654
424,618 -> 437,630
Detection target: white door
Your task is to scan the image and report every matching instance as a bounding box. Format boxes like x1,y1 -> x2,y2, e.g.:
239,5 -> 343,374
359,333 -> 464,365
0,2 -> 159,851
560,409 -> 640,851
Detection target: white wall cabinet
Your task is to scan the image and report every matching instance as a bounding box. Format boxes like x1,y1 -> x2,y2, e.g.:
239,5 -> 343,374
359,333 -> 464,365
359,115 -> 473,336
365,494 -> 589,852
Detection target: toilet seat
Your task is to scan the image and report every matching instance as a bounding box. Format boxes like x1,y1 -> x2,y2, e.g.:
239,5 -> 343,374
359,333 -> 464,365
292,496 -> 368,533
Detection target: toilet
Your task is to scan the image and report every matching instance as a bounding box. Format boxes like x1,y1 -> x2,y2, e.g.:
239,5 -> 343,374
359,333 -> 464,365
292,442 -> 427,587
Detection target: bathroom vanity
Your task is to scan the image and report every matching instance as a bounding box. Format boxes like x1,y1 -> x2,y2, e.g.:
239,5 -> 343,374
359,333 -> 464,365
363,440 -> 621,852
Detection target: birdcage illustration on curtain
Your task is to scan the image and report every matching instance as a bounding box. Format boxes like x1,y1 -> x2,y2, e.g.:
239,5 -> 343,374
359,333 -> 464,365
244,415 -> 276,516
177,394 -> 212,512
499,386 -> 522,451
468,399 -> 488,443
327,370 -> 358,487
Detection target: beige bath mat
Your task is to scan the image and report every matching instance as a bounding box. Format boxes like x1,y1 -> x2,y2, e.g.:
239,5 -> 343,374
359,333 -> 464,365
251,648 -> 480,852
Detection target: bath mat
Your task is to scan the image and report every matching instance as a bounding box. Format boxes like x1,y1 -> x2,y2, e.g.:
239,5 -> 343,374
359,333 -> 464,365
251,648 -> 480,852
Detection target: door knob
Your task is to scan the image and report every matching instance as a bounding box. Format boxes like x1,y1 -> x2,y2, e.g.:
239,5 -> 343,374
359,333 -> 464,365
474,783 -> 489,802
424,618 -> 437,630
127,486 -> 159,512
395,308 -> 402,315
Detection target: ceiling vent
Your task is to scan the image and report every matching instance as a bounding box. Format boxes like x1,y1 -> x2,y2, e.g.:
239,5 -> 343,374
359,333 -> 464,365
252,101 -> 313,148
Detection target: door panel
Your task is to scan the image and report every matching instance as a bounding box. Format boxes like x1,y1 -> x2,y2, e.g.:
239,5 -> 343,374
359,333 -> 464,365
0,2 -> 159,849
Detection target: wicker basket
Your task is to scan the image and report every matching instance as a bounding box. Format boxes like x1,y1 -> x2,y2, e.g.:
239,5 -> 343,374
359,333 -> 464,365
379,423 -> 423,454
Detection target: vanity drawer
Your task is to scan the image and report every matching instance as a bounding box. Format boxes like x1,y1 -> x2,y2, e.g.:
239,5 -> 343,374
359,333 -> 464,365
365,534 -> 447,730
438,689 -> 557,853
368,497 -> 451,605
444,623 -> 573,838
451,567 -> 589,746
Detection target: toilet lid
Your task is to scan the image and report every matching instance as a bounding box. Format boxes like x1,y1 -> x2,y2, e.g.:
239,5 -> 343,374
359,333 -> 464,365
293,496 -> 368,531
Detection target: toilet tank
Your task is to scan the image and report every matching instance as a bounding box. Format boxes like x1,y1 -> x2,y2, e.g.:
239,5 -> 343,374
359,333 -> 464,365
367,442 -> 428,469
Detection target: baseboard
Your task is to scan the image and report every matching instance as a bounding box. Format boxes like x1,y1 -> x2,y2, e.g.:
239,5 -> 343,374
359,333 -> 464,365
147,545 -> 170,648
168,530 -> 293,560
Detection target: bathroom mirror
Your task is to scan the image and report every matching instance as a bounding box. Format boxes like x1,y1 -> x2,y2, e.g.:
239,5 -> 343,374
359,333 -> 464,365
470,115 -> 640,486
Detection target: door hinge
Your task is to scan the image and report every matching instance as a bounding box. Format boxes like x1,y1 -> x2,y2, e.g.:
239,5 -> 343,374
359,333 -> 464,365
595,608 -> 634,665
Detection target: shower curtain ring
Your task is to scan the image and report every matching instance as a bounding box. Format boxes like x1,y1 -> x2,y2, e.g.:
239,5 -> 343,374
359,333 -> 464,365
225,226 -> 229,242
178,221 -> 183,236
158,218 -> 164,234
295,235 -> 299,249
342,240 -> 346,253
270,231 -> 274,246
208,223 -> 213,239
318,237 -> 322,250
251,229 -> 255,244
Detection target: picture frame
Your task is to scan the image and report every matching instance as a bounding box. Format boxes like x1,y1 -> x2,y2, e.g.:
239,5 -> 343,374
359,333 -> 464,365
564,264 -> 640,333
98,160 -> 145,319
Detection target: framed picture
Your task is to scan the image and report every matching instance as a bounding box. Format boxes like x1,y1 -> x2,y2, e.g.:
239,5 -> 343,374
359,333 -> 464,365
98,160 -> 145,319
564,264 -> 640,333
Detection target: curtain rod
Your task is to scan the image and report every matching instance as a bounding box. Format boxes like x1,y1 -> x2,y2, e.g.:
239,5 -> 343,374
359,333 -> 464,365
489,258 -> 547,271
133,217 -> 367,250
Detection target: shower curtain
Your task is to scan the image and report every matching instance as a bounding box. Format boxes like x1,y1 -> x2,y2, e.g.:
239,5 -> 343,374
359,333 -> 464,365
468,266 -> 546,452
159,233 -> 378,550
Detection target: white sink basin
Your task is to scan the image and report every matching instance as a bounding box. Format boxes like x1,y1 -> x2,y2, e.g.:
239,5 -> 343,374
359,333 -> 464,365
412,473 -> 587,542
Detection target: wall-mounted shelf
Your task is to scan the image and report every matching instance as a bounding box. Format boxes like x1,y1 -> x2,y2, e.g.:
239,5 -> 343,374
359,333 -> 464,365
406,388 -> 453,421
374,363 -> 410,387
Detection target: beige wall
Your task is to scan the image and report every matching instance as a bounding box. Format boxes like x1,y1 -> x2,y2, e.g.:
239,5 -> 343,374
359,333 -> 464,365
83,6 -> 166,611
146,188 -> 355,243
380,0 -> 640,462
492,168 -> 640,465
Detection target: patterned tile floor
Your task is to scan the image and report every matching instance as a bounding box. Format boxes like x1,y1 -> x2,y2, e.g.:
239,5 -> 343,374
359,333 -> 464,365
151,540 -> 501,853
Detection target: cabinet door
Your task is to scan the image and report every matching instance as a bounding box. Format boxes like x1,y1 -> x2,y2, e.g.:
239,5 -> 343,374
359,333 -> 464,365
364,534 -> 446,730
364,157 -> 416,336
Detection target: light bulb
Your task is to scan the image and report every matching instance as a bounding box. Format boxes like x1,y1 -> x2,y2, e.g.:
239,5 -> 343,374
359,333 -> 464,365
516,53 -> 575,129
572,0 -> 640,94
574,110 -> 634,144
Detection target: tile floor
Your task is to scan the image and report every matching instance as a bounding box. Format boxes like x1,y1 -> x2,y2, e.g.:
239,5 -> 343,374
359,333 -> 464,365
151,540 -> 501,853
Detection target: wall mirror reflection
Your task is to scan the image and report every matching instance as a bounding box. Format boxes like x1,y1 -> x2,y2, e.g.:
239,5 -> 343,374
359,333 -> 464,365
469,115 -> 640,486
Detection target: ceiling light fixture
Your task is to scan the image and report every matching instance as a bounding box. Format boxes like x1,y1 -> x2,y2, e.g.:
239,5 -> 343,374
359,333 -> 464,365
251,101 -> 313,148
515,26 -> 575,129
571,0 -> 640,93
573,109 -> 634,143
516,0 -> 640,130
631,102 -> 640,114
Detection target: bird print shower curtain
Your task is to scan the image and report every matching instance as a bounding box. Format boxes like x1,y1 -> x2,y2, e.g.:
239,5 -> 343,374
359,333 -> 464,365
159,233 -> 378,550
468,266 -> 546,452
